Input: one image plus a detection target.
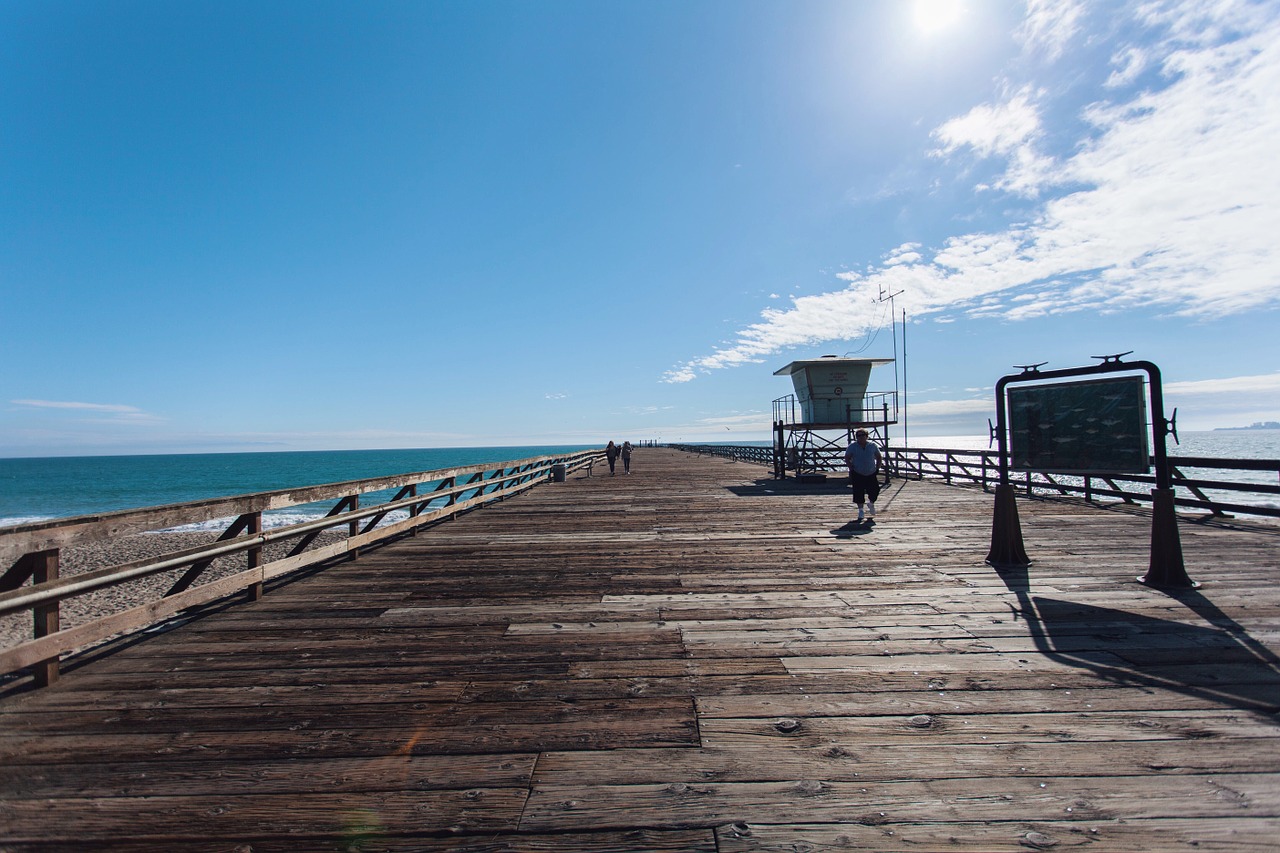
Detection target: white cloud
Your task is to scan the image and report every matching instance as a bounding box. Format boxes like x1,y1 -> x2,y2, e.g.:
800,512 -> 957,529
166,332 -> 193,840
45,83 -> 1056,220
1106,45 -> 1149,88
12,399 -> 142,413
1016,0 -> 1085,61
931,88 -> 1062,197
667,2 -> 1280,381
1166,371 -> 1280,395
663,365 -> 698,384
906,398 -> 993,416
696,411 -> 771,428
884,243 -> 924,266
8,399 -> 166,429
932,89 -> 1043,159
623,405 -> 675,416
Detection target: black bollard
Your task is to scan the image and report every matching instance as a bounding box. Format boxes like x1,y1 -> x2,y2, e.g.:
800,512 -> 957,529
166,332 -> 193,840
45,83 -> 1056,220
986,483 -> 1030,568
1139,487 -> 1197,588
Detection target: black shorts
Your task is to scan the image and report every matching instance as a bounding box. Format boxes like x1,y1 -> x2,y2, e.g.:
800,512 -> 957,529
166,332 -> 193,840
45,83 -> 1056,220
849,471 -> 881,504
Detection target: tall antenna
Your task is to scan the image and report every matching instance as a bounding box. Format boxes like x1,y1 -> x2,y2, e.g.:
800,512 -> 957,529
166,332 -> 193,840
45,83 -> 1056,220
877,284 -> 905,444
902,308 -> 908,448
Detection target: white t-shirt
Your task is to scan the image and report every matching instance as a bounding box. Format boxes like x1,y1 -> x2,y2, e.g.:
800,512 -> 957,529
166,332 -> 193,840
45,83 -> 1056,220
845,441 -> 881,476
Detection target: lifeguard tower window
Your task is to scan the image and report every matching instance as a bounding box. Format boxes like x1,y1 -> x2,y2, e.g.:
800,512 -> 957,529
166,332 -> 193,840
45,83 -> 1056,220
1008,376 -> 1150,474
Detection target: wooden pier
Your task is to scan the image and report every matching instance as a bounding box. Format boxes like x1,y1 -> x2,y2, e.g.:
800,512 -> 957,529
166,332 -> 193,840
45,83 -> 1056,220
1,448 -> 1278,851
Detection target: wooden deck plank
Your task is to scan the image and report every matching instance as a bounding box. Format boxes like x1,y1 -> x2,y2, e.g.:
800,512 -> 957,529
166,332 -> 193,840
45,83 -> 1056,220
714,818 -> 1280,852
531,740 -> 1280,784
2,448 -> 1279,850
518,773 -> 1280,830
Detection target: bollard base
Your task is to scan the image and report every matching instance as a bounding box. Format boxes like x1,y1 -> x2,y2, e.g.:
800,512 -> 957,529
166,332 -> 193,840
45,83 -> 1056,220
986,483 -> 1030,568
1137,487 -> 1197,589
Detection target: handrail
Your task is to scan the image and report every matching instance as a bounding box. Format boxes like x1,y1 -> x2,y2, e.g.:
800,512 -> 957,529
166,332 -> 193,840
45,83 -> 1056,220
0,455 -> 593,563
668,443 -> 774,467
668,443 -> 1280,519
0,449 -> 603,685
895,446 -> 1277,518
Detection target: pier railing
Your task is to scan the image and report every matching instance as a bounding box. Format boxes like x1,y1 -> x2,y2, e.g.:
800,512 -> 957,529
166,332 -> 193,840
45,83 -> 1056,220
671,443 -> 1280,519
668,443 -> 775,467
0,449 -> 602,687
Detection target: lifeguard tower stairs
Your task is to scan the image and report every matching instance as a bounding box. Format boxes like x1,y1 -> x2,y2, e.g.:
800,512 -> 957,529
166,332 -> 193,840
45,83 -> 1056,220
772,356 -> 897,480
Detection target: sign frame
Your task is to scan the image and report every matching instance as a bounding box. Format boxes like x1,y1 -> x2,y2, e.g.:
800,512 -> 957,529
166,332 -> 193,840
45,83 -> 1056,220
1007,375 -> 1150,474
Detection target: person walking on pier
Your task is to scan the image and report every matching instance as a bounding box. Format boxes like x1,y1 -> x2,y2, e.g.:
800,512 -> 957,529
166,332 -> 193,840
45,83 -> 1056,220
605,441 -> 619,475
621,441 -> 632,474
845,429 -> 882,522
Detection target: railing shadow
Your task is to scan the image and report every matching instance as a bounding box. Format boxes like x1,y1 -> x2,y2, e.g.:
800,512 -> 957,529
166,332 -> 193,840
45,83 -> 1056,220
726,476 -> 901,499
727,477 -> 850,498
994,564 -> 1280,718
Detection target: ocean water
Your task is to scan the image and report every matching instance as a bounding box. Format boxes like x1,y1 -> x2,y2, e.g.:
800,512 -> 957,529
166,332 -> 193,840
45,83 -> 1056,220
0,445 -> 595,530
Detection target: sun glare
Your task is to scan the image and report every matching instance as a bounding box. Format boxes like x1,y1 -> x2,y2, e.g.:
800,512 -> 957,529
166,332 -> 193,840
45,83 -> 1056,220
913,0 -> 966,36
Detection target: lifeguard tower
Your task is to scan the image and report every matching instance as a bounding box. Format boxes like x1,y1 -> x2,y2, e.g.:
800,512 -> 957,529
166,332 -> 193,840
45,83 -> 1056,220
772,356 -> 897,480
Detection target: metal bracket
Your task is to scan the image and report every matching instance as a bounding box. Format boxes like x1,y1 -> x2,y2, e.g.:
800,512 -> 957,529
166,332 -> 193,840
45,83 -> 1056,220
987,418 -> 998,449
1165,407 -> 1180,445
1014,362 -> 1048,375
1090,351 -> 1134,364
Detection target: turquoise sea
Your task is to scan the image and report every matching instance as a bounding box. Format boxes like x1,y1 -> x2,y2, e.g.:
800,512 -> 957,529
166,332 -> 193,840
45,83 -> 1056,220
0,445 -> 594,529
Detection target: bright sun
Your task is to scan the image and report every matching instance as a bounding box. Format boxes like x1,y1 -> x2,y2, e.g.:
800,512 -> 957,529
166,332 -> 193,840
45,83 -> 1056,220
913,0 -> 966,36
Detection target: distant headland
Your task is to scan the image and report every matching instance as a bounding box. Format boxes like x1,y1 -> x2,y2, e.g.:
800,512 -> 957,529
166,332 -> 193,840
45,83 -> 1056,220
1215,421 -> 1280,431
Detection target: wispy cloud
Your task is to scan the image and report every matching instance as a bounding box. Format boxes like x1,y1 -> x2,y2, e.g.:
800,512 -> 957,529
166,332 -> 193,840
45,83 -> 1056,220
932,87 -> 1041,158
623,405 -> 675,416
1166,371 -> 1280,395
932,87 -> 1059,197
665,2 -> 1280,382
1106,46 -> 1149,88
1016,0 -> 1085,62
11,399 -> 166,426
694,411 -> 770,428
13,399 -> 142,413
907,398 -> 994,417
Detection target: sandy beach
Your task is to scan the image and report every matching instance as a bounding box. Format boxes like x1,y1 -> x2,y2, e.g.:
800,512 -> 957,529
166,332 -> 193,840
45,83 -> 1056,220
1,530 -> 347,654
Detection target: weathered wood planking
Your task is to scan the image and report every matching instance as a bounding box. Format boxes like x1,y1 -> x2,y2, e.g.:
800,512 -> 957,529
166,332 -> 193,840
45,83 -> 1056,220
1,447 -> 1279,851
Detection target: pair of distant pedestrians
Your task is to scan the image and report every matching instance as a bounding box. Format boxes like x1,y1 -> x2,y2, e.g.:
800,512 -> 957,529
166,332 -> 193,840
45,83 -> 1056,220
845,429 -> 882,522
605,441 -> 632,475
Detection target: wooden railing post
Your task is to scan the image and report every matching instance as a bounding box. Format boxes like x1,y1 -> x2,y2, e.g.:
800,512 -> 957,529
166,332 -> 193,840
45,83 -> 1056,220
348,496 -> 360,558
247,512 -> 263,601
408,484 -> 420,535
0,451 -> 608,688
31,549 -> 61,687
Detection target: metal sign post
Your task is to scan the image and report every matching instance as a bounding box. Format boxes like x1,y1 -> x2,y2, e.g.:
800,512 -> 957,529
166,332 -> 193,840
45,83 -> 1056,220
987,355 -> 1195,588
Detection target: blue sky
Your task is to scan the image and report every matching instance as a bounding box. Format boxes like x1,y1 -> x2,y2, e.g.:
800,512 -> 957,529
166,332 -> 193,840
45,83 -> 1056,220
2,0 -> 1277,457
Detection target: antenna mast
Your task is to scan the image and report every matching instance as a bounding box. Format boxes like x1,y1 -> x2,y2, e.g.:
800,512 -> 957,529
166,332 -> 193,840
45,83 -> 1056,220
877,285 -> 905,444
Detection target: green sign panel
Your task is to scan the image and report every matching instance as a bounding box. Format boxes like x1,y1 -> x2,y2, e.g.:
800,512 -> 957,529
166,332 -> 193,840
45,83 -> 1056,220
1008,376 -> 1150,473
